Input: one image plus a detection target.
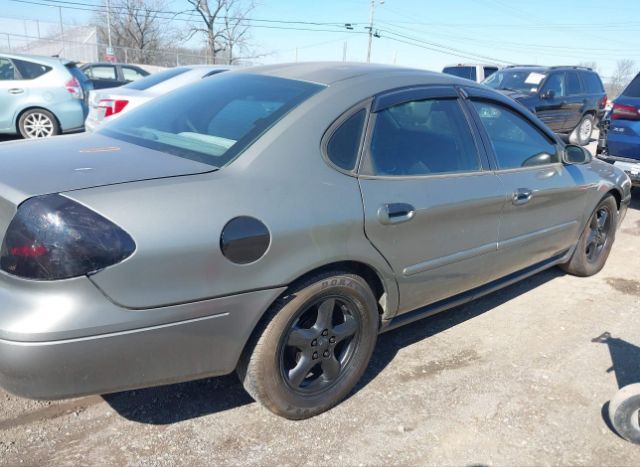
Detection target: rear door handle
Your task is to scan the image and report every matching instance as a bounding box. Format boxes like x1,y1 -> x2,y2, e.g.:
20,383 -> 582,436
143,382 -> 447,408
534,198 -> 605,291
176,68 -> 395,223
377,203 -> 415,225
8,88 -> 24,94
512,188 -> 533,206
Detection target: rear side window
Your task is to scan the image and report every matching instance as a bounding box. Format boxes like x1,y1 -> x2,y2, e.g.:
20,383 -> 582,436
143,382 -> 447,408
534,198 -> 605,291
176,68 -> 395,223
442,66 -> 477,81
326,109 -> 366,171
472,101 -> 558,169
13,59 -> 51,79
622,74 -> 640,98
369,98 -> 480,176
124,67 -> 189,90
583,72 -> 605,94
0,58 -> 17,80
566,71 -> 583,95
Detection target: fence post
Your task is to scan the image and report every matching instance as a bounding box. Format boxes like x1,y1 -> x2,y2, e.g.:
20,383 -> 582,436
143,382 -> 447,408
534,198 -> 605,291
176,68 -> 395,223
124,47 -> 128,63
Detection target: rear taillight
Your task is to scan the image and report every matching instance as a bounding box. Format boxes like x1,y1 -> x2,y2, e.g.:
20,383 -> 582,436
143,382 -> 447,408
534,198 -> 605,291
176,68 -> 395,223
611,102 -> 640,121
0,194 -> 135,280
98,99 -> 129,117
598,95 -> 608,109
65,76 -> 83,100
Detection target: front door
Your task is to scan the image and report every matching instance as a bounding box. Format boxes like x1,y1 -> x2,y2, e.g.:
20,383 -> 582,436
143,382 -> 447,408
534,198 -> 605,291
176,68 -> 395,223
535,71 -> 568,132
468,97 -> 587,277
358,87 -> 505,314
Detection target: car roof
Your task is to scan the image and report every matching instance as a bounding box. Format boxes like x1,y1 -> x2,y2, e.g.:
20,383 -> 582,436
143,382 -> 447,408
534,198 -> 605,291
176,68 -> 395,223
238,61 -> 454,86
0,52 -> 73,66
444,63 -> 500,67
503,65 -> 595,73
81,62 -> 145,67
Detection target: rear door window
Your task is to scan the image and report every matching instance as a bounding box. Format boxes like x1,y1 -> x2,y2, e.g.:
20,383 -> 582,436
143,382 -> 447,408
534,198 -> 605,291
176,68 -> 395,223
12,59 -> 51,79
368,98 -> 480,176
566,71 -> 583,96
0,58 -> 17,80
472,101 -> 559,169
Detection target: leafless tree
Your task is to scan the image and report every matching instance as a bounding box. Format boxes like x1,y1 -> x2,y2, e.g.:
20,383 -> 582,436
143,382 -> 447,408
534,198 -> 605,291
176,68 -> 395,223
94,0 -> 174,64
577,61 -> 599,73
608,59 -> 637,98
185,0 -> 255,64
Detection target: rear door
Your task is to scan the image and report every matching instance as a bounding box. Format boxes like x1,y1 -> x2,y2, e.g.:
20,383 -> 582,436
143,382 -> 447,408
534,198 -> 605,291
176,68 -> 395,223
358,86 -> 505,314
0,57 -> 23,131
466,89 -> 587,277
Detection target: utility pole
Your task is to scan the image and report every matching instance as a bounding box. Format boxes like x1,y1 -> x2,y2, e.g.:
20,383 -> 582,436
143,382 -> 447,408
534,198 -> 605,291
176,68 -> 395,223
106,0 -> 113,50
366,0 -> 375,63
58,6 -> 64,55
342,41 -> 347,62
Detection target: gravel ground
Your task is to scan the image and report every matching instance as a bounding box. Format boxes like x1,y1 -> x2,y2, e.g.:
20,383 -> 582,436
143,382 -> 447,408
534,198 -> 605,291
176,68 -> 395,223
2,136 -> 640,466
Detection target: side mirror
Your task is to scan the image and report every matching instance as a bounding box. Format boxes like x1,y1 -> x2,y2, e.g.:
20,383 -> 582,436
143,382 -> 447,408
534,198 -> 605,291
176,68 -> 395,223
541,89 -> 555,100
563,145 -> 591,164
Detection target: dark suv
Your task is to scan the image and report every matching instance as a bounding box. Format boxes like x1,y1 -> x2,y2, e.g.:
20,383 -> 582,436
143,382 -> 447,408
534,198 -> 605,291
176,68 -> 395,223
483,66 -> 607,145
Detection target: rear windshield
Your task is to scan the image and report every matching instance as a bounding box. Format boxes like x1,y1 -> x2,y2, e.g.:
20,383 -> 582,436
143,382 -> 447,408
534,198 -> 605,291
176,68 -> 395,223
483,69 -> 547,94
622,74 -> 640,98
443,66 -> 477,81
124,67 -> 189,91
14,59 -> 51,79
101,73 -> 324,167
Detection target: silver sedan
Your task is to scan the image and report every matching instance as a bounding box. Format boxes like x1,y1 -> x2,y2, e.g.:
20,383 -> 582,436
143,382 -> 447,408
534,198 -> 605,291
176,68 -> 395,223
0,63 -> 631,419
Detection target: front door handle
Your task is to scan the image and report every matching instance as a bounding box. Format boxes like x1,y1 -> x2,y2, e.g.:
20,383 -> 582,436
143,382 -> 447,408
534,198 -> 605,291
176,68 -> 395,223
512,188 -> 533,206
377,203 -> 415,225
8,88 -> 24,94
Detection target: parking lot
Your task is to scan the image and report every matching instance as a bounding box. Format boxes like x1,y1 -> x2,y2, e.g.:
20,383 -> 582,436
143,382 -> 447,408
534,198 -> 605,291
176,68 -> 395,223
0,132 -> 638,465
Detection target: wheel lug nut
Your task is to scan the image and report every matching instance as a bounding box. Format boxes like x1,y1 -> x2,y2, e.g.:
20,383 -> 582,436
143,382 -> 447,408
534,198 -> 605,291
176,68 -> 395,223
329,337 -> 336,344
312,352 -> 319,360
323,350 -> 330,357
311,339 -> 317,346
322,329 -> 328,336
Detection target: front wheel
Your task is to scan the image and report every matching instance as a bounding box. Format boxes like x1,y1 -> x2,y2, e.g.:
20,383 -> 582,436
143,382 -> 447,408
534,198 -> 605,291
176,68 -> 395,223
560,194 -> 617,276
569,114 -> 594,146
237,272 -> 379,419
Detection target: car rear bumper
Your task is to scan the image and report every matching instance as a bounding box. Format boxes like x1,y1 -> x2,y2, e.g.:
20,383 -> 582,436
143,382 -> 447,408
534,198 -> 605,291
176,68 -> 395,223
0,273 -> 284,399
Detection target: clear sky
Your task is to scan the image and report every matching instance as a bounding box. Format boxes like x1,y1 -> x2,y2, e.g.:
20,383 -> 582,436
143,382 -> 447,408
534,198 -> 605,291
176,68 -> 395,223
1,0 -> 639,79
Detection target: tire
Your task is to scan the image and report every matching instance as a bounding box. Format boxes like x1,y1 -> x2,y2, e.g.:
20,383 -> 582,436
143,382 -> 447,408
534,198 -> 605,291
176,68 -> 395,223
18,108 -> 60,139
569,114 -> 594,146
609,383 -> 640,444
560,194 -> 617,277
237,271 -> 379,419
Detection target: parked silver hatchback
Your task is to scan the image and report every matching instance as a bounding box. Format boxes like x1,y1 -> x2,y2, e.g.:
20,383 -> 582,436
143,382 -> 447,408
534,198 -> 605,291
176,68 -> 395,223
0,63 -> 631,419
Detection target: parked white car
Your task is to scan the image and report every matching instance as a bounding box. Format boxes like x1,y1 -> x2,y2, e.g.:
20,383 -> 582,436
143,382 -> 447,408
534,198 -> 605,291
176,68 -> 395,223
84,65 -> 230,131
442,64 -> 500,83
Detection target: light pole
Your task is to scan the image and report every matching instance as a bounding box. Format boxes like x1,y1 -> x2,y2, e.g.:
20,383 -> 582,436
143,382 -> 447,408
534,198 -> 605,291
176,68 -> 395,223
106,0 -> 113,53
366,0 -> 375,63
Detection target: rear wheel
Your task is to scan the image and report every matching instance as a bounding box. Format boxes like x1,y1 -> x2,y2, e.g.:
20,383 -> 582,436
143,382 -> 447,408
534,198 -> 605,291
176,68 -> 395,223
609,383 -> 640,444
237,272 -> 379,419
569,114 -> 594,146
18,109 -> 60,139
560,194 -> 617,276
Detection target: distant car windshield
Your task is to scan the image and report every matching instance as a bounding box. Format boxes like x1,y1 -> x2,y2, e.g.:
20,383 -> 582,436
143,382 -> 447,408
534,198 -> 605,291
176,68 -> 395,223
101,73 -> 324,167
443,66 -> 477,81
123,67 -> 190,91
483,69 -> 547,93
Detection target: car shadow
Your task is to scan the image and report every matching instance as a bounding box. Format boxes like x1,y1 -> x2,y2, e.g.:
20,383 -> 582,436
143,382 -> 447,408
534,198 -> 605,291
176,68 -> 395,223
104,268 -> 564,424
592,332 -> 640,435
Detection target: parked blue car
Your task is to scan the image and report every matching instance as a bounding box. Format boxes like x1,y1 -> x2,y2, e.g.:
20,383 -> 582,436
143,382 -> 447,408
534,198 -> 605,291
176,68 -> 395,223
0,53 -> 92,139
597,73 -> 640,185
